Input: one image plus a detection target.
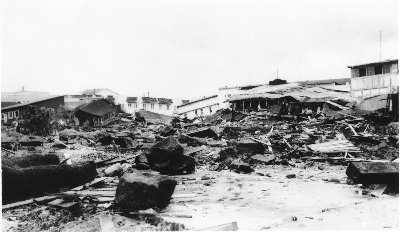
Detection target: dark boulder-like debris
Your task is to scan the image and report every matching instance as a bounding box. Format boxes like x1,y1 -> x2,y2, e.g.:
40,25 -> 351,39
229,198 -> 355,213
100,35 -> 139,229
114,171 -> 177,210
2,161 -> 97,204
145,136 -> 196,175
217,147 -> 238,162
229,160 -> 254,174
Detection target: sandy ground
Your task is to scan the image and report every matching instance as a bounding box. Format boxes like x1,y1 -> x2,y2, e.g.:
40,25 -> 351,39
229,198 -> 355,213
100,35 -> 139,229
159,164 -> 399,230
3,162 -> 398,231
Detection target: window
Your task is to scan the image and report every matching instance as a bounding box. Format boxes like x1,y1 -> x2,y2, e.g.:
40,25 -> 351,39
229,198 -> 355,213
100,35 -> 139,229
200,109 -> 204,116
167,105 -> 170,110
159,104 -> 162,110
383,64 -> 391,74
14,110 -> 19,118
195,110 -> 198,115
128,103 -> 132,107
151,104 -> 154,109
374,65 -> 383,75
209,107 -> 212,113
367,67 -> 374,76
1,113 -> 5,120
7,111 -> 13,119
143,103 -> 146,109
134,103 -> 137,109
358,68 -> 366,77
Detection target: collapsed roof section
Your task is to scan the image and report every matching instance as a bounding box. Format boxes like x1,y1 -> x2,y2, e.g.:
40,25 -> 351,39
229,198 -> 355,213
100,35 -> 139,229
228,82 -> 359,105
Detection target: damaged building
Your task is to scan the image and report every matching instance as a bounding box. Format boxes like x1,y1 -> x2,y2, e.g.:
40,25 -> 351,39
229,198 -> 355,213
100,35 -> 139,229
74,98 -> 118,127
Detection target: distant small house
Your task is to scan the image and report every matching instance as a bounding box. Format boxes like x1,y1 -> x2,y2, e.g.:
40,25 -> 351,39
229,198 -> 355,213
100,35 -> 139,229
141,97 -> 158,110
1,96 -> 65,124
74,99 -> 117,127
157,98 -> 173,111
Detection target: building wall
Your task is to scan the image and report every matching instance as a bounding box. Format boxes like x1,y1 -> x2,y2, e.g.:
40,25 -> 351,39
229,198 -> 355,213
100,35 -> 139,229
177,96 -> 220,119
350,61 -> 399,98
351,73 -> 399,97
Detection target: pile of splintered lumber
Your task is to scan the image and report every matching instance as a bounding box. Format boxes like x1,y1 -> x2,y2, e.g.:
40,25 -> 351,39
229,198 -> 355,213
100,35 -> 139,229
307,139 -> 361,154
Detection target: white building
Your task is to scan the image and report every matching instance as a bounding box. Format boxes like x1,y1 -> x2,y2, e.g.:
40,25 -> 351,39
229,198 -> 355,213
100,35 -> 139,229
124,96 -> 178,116
176,84 -> 262,119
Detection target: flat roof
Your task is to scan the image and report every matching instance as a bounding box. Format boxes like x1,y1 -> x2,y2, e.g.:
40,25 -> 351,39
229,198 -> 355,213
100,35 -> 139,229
347,59 -> 398,69
177,95 -> 218,108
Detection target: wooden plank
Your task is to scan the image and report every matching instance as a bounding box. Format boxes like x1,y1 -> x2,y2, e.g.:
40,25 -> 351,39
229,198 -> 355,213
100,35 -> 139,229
99,215 -> 116,232
3,195 -> 58,210
348,124 -> 358,136
71,177 -> 108,191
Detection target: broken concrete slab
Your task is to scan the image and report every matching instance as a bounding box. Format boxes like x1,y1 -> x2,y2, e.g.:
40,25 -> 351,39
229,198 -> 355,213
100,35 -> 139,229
114,171 -> 177,210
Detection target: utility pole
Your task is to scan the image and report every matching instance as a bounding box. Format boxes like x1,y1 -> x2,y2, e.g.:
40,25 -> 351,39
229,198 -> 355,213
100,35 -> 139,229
380,30 -> 382,61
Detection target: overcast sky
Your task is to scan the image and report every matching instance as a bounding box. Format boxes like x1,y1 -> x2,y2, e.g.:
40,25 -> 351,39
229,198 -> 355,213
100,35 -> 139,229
1,0 -> 398,99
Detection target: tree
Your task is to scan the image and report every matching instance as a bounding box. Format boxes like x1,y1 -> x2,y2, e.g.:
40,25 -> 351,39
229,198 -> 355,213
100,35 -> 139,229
20,105 -> 54,136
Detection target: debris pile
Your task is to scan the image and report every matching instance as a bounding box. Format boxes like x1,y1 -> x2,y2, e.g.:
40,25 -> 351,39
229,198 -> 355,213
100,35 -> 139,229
1,100 -> 398,231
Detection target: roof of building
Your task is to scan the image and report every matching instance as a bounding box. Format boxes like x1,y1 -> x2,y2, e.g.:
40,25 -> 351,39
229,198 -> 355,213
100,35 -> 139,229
126,97 -> 138,103
218,84 -> 264,91
157,98 -> 173,104
1,102 -> 19,108
298,78 -> 350,86
177,95 -> 218,108
142,97 -> 158,103
229,83 -> 356,103
81,88 -> 119,96
75,99 -> 116,116
347,59 -> 398,69
1,95 -> 64,110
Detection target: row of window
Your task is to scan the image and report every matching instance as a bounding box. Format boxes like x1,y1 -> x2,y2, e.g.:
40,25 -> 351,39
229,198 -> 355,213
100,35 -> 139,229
351,63 -> 397,78
2,110 -> 20,120
128,103 -> 170,110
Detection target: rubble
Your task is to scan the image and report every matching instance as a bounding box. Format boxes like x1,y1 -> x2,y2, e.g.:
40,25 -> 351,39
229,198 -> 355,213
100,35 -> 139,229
1,93 -> 398,230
